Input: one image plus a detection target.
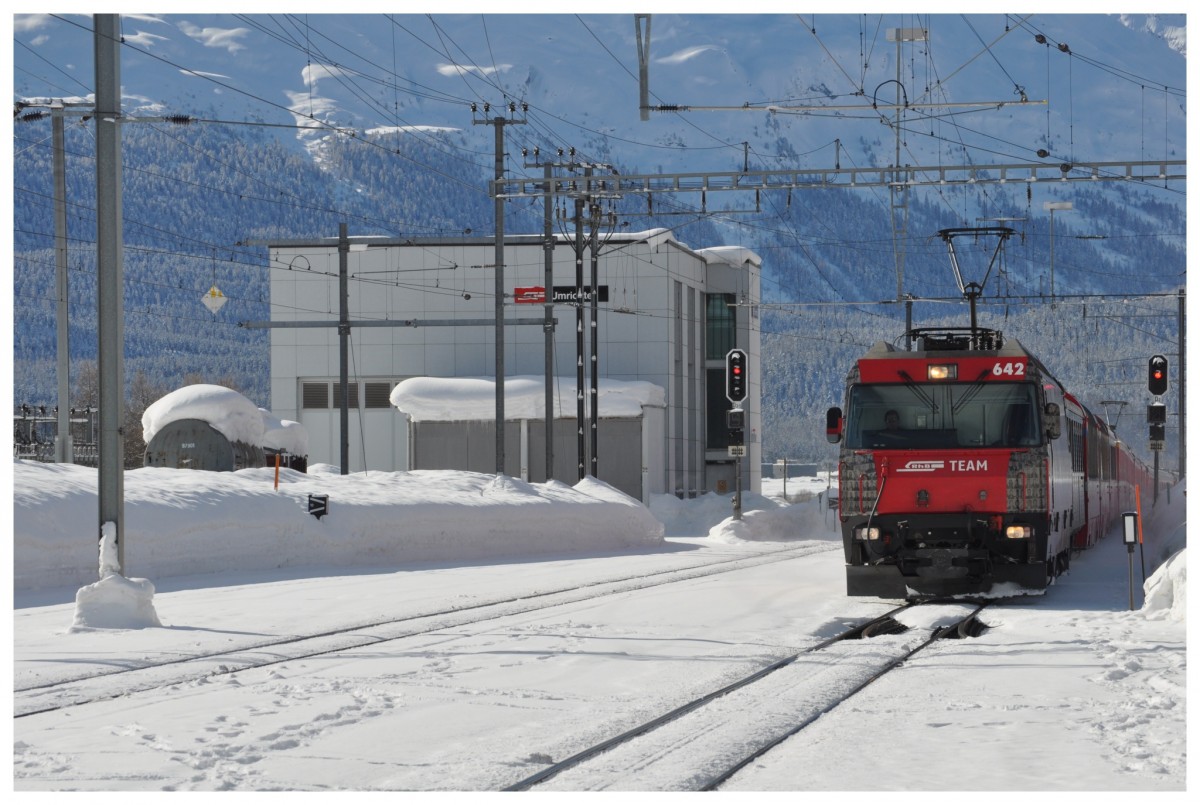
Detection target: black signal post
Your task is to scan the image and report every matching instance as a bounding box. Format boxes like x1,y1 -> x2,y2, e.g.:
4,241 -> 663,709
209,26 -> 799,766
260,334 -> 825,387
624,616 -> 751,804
1147,356 -> 1168,503
724,348 -> 748,520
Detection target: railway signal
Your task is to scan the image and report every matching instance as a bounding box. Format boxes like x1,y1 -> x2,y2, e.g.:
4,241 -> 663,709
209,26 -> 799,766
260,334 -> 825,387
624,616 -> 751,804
307,494 -> 329,520
725,348 -> 747,404
726,408 -> 745,446
1148,404 -> 1166,451
1148,355 -> 1168,395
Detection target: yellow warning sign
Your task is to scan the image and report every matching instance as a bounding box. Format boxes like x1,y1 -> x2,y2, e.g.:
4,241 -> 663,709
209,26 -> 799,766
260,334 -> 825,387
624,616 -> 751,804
201,285 -> 227,314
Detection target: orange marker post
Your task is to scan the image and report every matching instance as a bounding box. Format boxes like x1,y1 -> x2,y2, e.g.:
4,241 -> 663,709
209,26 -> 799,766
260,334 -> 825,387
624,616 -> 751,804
1134,484 -> 1146,584
1135,485 -> 1144,543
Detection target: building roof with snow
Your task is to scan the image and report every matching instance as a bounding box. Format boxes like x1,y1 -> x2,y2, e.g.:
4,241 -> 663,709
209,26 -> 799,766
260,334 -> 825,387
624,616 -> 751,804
390,376 -> 666,422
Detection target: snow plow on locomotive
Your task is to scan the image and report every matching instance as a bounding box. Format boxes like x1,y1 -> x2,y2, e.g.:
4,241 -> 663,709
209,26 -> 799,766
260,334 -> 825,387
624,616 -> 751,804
826,326 -> 1146,599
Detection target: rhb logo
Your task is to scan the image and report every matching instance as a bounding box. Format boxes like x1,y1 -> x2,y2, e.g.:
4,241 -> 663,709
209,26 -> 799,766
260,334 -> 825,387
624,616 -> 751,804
894,459 -> 989,473
897,460 -> 945,473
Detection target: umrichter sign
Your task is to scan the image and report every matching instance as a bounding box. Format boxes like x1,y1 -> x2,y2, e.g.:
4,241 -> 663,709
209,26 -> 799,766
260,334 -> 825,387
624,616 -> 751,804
514,286 -> 610,304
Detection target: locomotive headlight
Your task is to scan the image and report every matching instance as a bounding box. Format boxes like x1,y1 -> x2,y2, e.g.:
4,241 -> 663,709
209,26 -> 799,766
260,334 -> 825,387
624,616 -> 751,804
855,526 -> 881,540
1005,525 -> 1032,539
928,364 -> 957,381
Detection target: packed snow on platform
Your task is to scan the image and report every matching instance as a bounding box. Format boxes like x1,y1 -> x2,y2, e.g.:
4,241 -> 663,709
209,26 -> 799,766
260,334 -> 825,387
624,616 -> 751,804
8,460 -> 1186,793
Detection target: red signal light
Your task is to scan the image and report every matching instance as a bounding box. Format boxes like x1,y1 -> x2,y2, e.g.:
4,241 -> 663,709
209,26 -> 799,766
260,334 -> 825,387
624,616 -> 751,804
1148,355 -> 1168,395
726,348 -> 748,403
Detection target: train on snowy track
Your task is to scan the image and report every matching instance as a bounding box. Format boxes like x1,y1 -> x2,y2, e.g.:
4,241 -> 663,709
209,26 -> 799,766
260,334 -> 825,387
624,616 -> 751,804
825,325 -> 1152,599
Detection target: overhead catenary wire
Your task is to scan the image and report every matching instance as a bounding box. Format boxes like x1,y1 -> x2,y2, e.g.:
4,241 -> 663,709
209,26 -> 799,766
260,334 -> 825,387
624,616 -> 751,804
13,15 -> 1183,347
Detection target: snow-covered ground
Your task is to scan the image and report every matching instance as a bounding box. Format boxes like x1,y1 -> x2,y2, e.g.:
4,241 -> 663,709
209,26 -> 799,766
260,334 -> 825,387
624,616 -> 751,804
8,461 -> 1187,792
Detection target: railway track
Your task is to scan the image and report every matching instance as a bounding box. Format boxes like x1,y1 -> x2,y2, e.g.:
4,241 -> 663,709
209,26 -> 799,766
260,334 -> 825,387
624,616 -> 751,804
505,599 -> 990,791
14,542 -> 835,718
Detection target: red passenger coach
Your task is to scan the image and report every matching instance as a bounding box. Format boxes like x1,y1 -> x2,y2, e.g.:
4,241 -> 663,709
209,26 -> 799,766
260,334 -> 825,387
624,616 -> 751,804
826,326 -> 1145,599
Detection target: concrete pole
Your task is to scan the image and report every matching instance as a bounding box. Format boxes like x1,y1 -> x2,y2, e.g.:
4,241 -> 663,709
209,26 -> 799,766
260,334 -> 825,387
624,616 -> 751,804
494,119 -> 507,475
543,163 -> 555,481
52,105 -> 74,463
1179,288 -> 1186,478
338,223 -> 349,475
587,198 -> 600,478
574,192 -> 586,480
475,107 -> 524,474
94,13 -> 125,573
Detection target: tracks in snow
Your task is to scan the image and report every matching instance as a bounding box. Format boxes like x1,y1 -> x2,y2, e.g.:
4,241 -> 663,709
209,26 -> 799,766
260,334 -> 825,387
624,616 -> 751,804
506,600 -> 990,791
14,543 -> 835,718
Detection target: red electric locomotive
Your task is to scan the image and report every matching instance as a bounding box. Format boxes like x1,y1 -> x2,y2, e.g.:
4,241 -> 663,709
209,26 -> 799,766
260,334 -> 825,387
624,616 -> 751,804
826,326 -> 1144,599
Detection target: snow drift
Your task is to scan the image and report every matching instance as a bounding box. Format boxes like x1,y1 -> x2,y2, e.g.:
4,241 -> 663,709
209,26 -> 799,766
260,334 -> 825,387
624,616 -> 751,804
12,461 -> 664,592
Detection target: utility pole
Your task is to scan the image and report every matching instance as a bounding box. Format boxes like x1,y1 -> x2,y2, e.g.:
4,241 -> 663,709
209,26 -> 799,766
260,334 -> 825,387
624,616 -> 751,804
19,99 -> 197,475
588,196 -> 601,478
573,176 -> 587,480
94,13 -> 125,574
524,149 -> 616,484
1044,201 -> 1074,298
1179,287 -> 1186,477
563,163 -> 617,480
52,103 -> 74,463
904,295 -> 913,351
543,162 -> 556,481
887,27 -> 926,303
474,103 -> 526,475
338,223 -> 350,475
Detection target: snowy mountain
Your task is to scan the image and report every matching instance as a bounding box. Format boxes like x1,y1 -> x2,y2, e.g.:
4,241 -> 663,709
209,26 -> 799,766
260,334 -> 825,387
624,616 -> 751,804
14,14 -> 1184,172
9,13 -> 1187,464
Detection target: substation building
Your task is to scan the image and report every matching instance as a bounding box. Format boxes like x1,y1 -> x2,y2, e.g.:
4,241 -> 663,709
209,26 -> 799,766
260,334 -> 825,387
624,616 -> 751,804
264,228 -> 761,501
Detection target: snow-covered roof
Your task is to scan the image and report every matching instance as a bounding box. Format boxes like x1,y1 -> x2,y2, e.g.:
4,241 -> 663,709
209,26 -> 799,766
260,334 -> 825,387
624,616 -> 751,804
259,408 -> 309,456
142,385 -> 306,454
541,227 -> 672,249
390,375 -> 666,422
695,245 -> 762,267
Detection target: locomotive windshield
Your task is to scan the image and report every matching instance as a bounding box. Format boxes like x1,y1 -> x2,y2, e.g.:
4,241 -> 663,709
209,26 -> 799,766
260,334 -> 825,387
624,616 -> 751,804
844,381 -> 1042,450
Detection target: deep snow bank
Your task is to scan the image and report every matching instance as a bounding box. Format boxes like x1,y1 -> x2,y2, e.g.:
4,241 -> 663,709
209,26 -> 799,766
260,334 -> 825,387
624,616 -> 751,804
12,461 -> 664,592
1142,548 -> 1186,621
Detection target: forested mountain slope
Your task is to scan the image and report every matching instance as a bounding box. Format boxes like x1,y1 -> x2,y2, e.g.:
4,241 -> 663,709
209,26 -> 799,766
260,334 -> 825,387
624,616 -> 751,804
12,13 -> 1184,470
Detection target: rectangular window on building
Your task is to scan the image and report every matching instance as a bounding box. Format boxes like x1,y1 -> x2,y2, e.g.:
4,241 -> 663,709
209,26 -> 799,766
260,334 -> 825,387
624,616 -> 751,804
706,293 -> 736,360
706,367 -> 732,449
302,382 -> 328,409
332,383 -> 360,409
364,382 -> 392,409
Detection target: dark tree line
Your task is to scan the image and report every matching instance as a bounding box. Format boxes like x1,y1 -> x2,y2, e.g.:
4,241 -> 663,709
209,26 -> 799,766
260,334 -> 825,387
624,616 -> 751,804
12,115 -> 1184,472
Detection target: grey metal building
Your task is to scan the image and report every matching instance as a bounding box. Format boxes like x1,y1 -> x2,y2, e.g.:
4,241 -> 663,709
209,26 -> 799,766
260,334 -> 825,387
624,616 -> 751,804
265,228 -> 761,500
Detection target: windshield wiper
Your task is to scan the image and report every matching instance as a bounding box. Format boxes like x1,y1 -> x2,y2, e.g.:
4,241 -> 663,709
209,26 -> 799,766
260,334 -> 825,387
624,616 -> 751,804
898,371 -> 938,412
951,369 -> 993,414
